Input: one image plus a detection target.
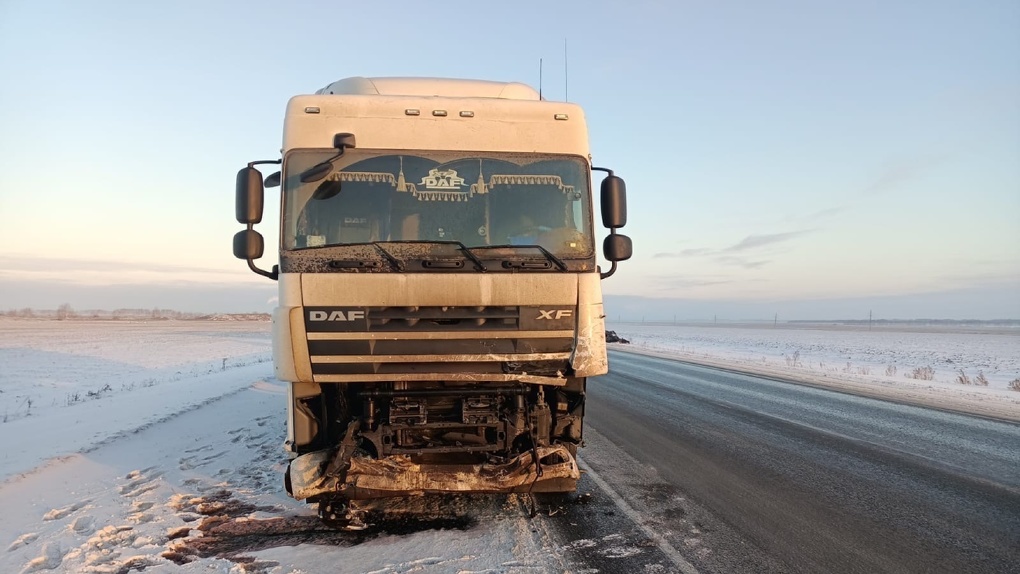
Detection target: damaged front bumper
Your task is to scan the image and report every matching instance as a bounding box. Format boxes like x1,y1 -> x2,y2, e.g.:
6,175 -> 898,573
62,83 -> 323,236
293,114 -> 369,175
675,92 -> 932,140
287,445 -> 580,501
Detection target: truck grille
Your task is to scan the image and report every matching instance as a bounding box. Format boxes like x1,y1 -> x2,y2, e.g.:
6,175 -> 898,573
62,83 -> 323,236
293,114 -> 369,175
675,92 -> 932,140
303,305 -> 576,378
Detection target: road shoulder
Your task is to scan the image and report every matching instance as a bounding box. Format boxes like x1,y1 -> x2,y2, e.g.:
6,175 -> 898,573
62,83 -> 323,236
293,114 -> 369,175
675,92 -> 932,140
608,344 -> 1020,423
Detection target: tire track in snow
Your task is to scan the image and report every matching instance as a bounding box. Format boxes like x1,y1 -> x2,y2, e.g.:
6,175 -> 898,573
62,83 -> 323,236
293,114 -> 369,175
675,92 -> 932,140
1,362 -> 274,485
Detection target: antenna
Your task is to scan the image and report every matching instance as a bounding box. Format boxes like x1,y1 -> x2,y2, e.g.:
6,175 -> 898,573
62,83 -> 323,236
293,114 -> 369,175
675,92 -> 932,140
539,58 -> 543,100
564,38 -> 568,101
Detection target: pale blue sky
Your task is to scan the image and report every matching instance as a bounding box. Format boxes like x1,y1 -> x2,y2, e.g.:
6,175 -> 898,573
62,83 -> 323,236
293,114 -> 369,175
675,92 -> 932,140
0,0 -> 1017,319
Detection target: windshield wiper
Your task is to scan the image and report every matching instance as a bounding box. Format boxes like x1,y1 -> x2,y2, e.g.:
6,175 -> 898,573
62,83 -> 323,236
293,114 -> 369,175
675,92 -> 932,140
473,244 -> 567,271
326,243 -> 403,271
370,243 -> 403,271
374,240 -> 487,272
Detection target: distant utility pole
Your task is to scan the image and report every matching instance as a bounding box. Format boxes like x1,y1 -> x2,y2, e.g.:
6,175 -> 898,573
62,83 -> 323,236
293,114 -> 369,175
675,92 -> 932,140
714,314 -> 717,325
774,313 -> 778,328
869,310 -> 873,331
673,314 -> 676,325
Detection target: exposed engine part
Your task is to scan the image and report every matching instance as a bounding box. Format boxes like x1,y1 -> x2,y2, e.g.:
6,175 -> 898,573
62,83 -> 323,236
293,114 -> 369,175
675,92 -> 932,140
462,397 -> 499,424
389,398 -> 427,426
318,499 -> 368,531
285,379 -> 586,505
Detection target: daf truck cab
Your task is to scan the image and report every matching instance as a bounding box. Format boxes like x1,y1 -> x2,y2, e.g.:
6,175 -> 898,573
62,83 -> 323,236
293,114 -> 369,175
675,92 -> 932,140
233,76 -> 631,528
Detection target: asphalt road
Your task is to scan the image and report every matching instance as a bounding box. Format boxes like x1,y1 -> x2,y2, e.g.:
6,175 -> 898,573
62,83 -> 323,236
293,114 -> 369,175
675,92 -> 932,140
581,350 -> 1020,574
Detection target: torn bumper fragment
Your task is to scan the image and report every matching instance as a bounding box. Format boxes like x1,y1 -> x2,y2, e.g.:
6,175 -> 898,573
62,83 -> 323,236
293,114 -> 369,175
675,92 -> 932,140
287,445 -> 580,501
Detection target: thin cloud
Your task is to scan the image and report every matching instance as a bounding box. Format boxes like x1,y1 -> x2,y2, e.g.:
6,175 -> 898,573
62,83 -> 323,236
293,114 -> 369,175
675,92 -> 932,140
0,254 -> 241,277
656,277 -> 735,290
864,154 -> 948,195
0,254 -> 258,287
722,230 -> 812,253
653,248 -> 713,259
781,205 -> 848,227
657,231 -> 812,260
807,206 -> 846,220
714,256 -> 770,269
935,270 -> 1020,290
681,248 -> 713,256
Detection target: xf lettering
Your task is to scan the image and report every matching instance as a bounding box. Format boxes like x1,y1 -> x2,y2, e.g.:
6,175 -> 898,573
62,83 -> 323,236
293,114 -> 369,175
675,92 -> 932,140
536,309 -> 573,320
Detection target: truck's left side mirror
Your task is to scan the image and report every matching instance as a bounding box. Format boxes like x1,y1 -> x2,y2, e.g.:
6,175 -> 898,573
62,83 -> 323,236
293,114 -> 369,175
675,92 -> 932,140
236,167 -> 265,224
233,229 -> 265,260
600,175 -> 627,229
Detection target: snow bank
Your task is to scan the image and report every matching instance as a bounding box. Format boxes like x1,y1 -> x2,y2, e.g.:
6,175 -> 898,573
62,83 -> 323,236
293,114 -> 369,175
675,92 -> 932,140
607,322 -> 1020,421
0,319 -> 273,480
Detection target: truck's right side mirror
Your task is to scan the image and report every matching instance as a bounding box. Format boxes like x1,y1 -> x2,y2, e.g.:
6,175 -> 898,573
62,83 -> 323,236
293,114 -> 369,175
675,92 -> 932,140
236,167 -> 265,224
603,233 -> 633,262
600,175 -> 627,229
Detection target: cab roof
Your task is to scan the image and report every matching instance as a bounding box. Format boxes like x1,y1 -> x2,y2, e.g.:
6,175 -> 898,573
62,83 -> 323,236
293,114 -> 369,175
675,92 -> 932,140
314,76 -> 542,101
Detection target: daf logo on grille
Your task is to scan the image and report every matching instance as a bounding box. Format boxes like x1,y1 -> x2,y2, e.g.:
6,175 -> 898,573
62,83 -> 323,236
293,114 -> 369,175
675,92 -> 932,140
536,309 -> 573,320
309,310 -> 366,322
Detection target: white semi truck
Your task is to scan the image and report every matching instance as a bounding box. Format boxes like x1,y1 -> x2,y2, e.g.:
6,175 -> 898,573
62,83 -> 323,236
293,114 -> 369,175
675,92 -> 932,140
233,76 -> 631,528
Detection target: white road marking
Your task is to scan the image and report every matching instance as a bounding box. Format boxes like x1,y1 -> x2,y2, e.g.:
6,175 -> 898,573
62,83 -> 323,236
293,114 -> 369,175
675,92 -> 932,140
577,458 -> 701,574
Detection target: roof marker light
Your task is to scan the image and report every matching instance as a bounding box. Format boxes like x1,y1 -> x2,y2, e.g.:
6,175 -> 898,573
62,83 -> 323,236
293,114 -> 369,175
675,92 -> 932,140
405,109 -> 421,116
304,107 -> 320,114
432,110 -> 448,117
554,113 -> 569,120
459,111 -> 475,118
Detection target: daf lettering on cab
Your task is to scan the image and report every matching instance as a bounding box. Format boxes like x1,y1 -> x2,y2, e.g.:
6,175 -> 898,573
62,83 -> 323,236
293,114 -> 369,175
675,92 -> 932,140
232,76 -> 632,529
309,310 -> 366,322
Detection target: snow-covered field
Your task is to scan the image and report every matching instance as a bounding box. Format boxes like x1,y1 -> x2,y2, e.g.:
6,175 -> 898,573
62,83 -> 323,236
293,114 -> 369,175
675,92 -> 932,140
0,320 -> 274,479
0,320 -> 593,574
607,322 -> 1020,421
2,318 -> 1018,573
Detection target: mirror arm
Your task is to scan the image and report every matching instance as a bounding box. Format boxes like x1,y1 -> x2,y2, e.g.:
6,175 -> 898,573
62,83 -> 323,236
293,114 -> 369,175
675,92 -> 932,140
600,259 -> 618,280
591,166 -> 614,176
600,228 -> 621,280
244,223 -> 279,281
247,259 -> 278,280
248,159 -> 282,169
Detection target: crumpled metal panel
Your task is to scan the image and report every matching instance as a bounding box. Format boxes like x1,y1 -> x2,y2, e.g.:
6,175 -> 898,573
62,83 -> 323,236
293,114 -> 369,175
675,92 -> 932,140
571,273 -> 608,376
287,445 -> 579,501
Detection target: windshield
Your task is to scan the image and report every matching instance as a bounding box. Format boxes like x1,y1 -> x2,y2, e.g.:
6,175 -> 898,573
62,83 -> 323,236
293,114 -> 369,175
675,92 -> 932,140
282,150 -> 593,258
